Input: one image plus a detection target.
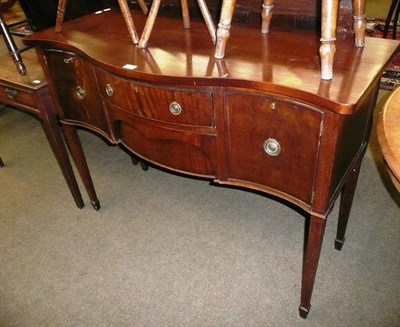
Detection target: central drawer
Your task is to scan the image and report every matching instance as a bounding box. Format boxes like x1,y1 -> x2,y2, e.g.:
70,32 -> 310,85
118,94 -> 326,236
96,68 -> 214,127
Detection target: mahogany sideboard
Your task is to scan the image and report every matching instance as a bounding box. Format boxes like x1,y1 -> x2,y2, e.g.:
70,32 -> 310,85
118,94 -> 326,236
25,9 -> 399,318
0,38 -> 84,208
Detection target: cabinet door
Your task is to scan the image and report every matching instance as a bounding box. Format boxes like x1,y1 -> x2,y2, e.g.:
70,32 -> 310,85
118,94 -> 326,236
226,92 -> 323,204
44,50 -> 110,136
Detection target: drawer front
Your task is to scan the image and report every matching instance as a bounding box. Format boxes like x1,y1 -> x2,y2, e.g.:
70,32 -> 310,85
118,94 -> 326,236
226,92 -> 323,204
0,83 -> 37,111
44,50 -> 110,134
109,105 -> 217,177
96,68 -> 214,127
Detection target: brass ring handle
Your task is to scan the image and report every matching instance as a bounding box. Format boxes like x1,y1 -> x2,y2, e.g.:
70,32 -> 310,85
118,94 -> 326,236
263,138 -> 281,156
4,87 -> 18,99
169,101 -> 182,115
75,86 -> 86,100
105,84 -> 114,97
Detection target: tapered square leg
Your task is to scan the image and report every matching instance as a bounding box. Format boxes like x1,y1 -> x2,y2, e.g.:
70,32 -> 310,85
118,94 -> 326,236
62,124 -> 100,210
299,214 -> 327,318
335,157 -> 362,250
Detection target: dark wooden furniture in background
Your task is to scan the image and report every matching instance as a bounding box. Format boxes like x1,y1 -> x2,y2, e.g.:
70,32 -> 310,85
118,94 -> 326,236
25,8 -> 399,319
18,0 -> 113,31
0,36 -> 86,208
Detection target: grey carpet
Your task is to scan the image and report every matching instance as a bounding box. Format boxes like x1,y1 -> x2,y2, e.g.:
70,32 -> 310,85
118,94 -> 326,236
0,90 -> 399,327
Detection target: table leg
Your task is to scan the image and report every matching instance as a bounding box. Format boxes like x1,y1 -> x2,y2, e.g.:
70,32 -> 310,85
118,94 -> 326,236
299,213 -> 327,319
261,0 -> 274,33
62,123 -> 100,210
352,0 -> 367,47
214,0 -> 236,58
335,157 -> 362,250
38,98 -> 84,209
320,0 -> 339,80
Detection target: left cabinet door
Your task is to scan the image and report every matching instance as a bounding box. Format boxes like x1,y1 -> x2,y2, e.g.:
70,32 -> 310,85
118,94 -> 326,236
44,50 -> 110,137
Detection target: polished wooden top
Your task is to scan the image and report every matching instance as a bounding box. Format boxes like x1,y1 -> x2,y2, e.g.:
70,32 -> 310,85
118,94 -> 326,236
0,38 -> 46,90
25,8 -> 399,113
377,87 -> 400,192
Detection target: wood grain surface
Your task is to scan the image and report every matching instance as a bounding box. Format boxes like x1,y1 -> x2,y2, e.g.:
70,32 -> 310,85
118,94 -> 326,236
377,87 -> 400,191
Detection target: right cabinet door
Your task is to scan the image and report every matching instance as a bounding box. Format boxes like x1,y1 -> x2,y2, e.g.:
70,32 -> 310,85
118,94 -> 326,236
225,91 -> 323,205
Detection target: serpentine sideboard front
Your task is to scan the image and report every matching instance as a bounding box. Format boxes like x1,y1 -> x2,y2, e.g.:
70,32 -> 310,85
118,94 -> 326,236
24,8 -> 399,318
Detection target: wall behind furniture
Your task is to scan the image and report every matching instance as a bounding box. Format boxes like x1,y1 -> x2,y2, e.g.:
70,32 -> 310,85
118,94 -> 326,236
367,0 -> 391,18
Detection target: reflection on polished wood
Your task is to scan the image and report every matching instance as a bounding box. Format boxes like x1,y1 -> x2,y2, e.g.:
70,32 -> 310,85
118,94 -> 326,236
25,9 -> 399,318
377,87 -> 400,192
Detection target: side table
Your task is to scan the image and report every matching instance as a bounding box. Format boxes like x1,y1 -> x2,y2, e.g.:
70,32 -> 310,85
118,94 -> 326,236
0,39 -> 86,208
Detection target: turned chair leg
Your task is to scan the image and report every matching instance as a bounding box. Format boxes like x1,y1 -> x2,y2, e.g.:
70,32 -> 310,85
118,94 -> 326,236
261,0 -> 274,33
319,0 -> 339,80
215,0 -> 274,58
215,0 -> 236,58
352,0 -> 367,46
